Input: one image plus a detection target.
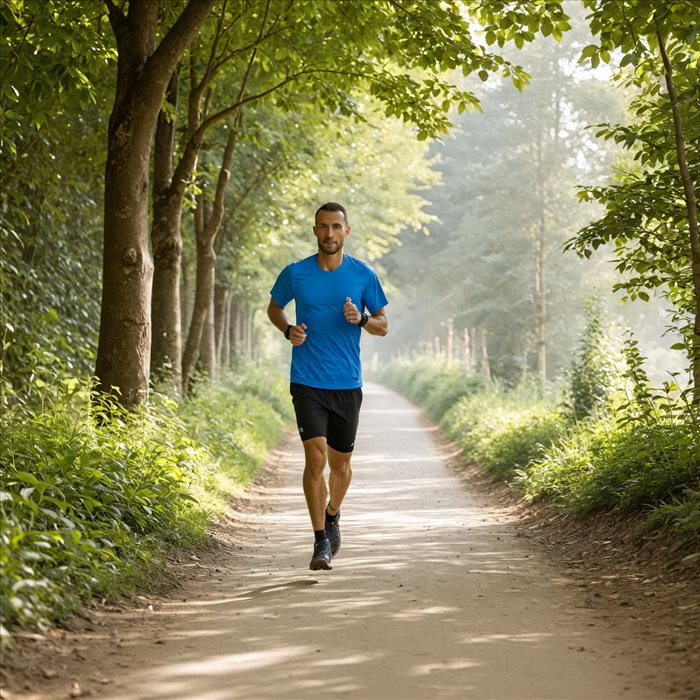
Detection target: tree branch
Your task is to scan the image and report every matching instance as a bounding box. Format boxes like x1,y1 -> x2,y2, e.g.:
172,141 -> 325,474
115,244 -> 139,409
143,0 -> 216,100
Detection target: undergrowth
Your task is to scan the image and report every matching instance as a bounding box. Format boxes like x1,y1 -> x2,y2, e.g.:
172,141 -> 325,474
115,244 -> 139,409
0,366 -> 292,642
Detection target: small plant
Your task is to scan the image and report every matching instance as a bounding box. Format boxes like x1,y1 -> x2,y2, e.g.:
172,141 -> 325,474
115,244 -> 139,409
563,297 -> 619,422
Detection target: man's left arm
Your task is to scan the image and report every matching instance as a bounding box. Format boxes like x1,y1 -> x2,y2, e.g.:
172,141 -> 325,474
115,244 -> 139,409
343,297 -> 388,336
363,307 -> 388,336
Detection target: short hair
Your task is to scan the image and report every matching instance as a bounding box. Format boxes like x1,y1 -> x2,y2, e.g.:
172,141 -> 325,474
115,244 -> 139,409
315,202 -> 348,225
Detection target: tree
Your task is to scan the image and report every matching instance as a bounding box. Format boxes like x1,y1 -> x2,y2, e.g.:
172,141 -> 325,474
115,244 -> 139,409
94,0 -> 215,406
379,16 -> 622,385
568,0 -> 700,401
1,1 -> 114,392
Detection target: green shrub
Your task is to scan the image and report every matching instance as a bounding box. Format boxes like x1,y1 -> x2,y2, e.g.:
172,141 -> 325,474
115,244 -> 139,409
442,393 -> 567,476
563,297 -> 619,421
0,365 -> 293,640
0,380 -> 209,636
381,356 -> 487,419
177,370 -> 293,491
645,489 -> 700,565
519,410 -> 699,513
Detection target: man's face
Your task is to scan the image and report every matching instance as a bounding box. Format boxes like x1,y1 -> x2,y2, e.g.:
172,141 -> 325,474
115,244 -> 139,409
313,209 -> 349,255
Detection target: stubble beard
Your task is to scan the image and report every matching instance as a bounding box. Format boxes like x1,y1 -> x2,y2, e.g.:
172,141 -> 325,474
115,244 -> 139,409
319,238 -> 344,256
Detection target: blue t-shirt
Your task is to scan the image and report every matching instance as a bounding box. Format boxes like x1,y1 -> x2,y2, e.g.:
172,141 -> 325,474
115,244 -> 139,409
270,254 -> 388,389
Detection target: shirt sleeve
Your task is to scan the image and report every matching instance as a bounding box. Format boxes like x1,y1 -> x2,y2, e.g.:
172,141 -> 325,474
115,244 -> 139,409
270,265 -> 294,307
363,267 -> 389,315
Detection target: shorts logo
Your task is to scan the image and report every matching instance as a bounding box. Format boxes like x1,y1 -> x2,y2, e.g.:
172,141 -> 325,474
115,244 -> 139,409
298,427 -> 304,434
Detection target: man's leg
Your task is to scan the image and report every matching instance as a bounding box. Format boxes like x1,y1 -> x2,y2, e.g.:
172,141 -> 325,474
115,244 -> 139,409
327,446 -> 352,515
302,436 -> 333,570
302,436 -> 328,531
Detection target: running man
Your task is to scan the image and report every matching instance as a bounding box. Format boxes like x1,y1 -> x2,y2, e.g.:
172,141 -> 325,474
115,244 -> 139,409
267,202 -> 389,570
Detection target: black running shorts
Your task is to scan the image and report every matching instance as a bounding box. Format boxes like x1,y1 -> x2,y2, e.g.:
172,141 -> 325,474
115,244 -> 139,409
290,383 -> 363,453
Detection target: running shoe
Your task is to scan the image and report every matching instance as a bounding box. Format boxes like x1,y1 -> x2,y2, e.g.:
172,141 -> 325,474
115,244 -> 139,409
309,538 -> 332,570
326,510 -> 341,557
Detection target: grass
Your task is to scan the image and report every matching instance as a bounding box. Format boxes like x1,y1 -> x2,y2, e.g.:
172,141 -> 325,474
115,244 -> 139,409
0,367 -> 293,642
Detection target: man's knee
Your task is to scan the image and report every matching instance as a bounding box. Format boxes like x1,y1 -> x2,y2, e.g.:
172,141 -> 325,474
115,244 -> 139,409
328,448 -> 352,478
303,437 -> 327,473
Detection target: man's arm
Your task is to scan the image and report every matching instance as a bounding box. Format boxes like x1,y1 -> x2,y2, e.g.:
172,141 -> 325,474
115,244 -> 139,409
343,297 -> 388,336
267,298 -> 307,345
364,307 -> 388,336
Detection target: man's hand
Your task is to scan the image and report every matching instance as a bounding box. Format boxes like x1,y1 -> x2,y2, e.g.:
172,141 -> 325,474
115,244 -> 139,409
344,296 -> 362,324
288,322 -> 307,346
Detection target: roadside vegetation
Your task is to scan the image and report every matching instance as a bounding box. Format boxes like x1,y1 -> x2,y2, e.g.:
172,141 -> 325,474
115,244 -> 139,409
380,303 -> 700,566
0,364 -> 292,642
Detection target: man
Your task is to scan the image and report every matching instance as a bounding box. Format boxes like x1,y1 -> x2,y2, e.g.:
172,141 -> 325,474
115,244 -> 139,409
267,202 -> 388,570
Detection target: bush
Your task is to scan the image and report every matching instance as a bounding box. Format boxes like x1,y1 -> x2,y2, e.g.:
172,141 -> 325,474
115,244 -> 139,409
519,403 -> 699,514
177,370 -> 293,497
0,380 -> 209,636
563,296 -> 619,421
381,356 -> 487,420
0,366 -> 293,640
442,392 -> 568,477
645,489 -> 700,565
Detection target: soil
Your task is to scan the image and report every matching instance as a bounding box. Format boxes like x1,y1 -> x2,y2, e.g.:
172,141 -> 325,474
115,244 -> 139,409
1,383 -> 698,700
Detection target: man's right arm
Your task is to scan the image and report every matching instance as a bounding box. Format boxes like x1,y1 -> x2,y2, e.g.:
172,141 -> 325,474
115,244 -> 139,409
267,298 -> 307,346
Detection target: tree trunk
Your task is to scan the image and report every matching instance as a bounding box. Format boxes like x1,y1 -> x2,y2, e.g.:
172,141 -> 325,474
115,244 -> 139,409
247,309 -> 255,362
230,296 -> 242,365
534,131 -> 547,394
221,289 -> 232,370
657,30 -> 700,403
214,283 -> 229,368
480,329 -> 491,380
463,327 -> 472,369
182,206 -> 216,394
181,125 -> 238,393
95,0 -> 214,406
446,318 -> 454,362
180,247 -> 192,339
151,70 -> 183,389
199,295 -> 217,381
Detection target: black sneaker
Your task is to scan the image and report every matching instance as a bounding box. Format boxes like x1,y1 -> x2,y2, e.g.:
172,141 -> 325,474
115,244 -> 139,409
309,538 -> 332,570
326,510 -> 341,557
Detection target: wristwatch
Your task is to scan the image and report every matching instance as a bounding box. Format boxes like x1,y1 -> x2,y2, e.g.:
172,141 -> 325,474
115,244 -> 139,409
358,312 -> 369,328
284,324 -> 293,339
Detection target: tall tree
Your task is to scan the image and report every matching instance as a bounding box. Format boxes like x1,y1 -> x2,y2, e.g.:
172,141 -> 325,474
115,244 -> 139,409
379,18 -> 622,384
569,0 -> 700,400
94,0 -> 214,406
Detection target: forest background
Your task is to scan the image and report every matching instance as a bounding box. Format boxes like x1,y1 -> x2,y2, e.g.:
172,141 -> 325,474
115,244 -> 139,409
1,0 -> 698,641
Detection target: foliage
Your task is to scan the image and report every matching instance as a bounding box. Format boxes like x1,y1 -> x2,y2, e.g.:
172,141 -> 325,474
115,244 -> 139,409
517,339 -> 699,556
442,391 -> 568,477
378,9 -> 623,384
518,412 -> 698,512
177,368 -> 293,498
645,489 -> 700,565
381,356 -> 488,420
0,364 -> 292,641
568,0 -> 700,383
1,0 -> 112,388
563,297 -> 620,421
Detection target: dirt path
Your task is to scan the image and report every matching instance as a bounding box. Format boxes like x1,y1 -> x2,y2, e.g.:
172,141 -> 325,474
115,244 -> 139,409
4,384 -> 691,699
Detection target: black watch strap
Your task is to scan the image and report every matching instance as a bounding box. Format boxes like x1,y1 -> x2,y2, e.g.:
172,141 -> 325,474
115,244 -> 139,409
358,312 -> 369,328
284,324 -> 293,339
